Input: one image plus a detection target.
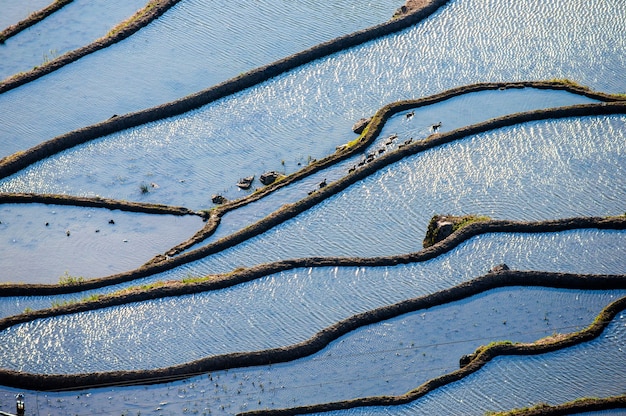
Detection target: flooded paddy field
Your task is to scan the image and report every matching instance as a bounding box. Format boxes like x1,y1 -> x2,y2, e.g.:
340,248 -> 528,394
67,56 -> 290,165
0,0 -> 624,415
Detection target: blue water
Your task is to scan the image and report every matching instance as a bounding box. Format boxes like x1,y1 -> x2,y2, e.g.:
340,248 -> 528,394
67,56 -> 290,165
0,288 -> 623,415
0,0 -> 402,158
0,0 -> 147,80
0,203 -> 203,283
0,88 -> 599,210
0,0 -> 624,414
1,228 -> 623,320
0,0 -> 53,30
1,0 -> 625,158
205,112 -> 624,245
324,313 -> 626,415
0,229 -> 624,374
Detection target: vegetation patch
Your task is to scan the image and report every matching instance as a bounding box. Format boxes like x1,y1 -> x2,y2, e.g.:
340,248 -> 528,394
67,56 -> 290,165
106,0 -> 160,38
58,271 -> 85,286
485,395 -> 626,415
423,214 -> 490,248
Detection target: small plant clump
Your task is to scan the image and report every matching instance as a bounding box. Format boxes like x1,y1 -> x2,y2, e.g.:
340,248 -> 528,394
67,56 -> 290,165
59,271 -> 85,285
43,49 -> 58,64
423,214 -> 490,248
181,274 -> 211,284
106,0 -> 159,37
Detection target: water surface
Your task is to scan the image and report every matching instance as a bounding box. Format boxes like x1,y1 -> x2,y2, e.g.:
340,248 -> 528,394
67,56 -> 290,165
0,0 -> 402,157
0,203 -> 203,283
0,229 -> 623,373
1,0 -> 624,158
1,228 -> 623,319
0,0 -> 147,80
0,0 -> 53,30
0,288 -> 623,415
324,313 -> 626,415
0,88 -> 599,211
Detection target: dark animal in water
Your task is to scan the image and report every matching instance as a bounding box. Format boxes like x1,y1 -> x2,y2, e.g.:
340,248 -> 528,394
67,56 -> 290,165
260,171 -> 281,185
399,137 -> 413,149
319,179 -> 327,188
212,194 -> 227,204
406,111 -> 414,119
237,175 -> 255,189
432,122 -> 442,132
385,135 -> 398,146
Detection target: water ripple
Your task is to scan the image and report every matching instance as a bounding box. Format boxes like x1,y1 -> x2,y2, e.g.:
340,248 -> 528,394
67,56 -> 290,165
0,229 -> 624,373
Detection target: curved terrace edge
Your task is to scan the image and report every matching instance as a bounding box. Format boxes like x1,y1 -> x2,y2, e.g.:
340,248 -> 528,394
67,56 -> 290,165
155,82 -> 626,258
2,84 -> 622,271
238,294 -> 626,415
0,0 -> 448,175
0,270 -> 624,391
0,192 -> 202,216
0,0 -> 73,43
0,214 -> 623,297
0,0 -> 183,92
487,395 -> 626,416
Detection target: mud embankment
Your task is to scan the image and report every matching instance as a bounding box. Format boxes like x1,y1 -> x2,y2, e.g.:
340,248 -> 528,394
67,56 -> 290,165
0,270 -> 624,393
0,0 -> 74,43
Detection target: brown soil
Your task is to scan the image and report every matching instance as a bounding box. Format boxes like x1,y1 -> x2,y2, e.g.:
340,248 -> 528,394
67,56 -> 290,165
394,0 -> 433,17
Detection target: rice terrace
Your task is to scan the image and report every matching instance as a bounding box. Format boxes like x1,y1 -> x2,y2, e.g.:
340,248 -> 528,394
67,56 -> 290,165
0,0 -> 625,415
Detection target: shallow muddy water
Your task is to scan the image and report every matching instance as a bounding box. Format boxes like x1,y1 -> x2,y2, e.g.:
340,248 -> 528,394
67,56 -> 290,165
0,203 -> 203,283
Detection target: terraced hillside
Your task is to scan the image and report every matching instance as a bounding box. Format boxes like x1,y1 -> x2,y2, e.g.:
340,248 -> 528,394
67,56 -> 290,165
0,0 -> 624,415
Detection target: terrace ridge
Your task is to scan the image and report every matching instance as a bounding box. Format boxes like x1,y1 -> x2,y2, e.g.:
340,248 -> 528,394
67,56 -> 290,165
0,0 -> 183,93
0,0 -> 74,44
1,84 -> 624,275
0,270 -> 624,392
240,294 -> 626,415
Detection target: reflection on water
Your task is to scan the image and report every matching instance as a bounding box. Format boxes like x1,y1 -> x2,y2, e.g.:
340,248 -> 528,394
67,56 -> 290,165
0,0 -> 624,413
329,314 -> 626,415
208,95 -> 612,241
0,0 -> 147,80
0,230 -> 623,374
1,228 -> 624,320
0,88 -> 598,211
1,0 -> 625,158
0,0 -> 402,157
187,116 -> 626,260
0,288 -> 623,415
